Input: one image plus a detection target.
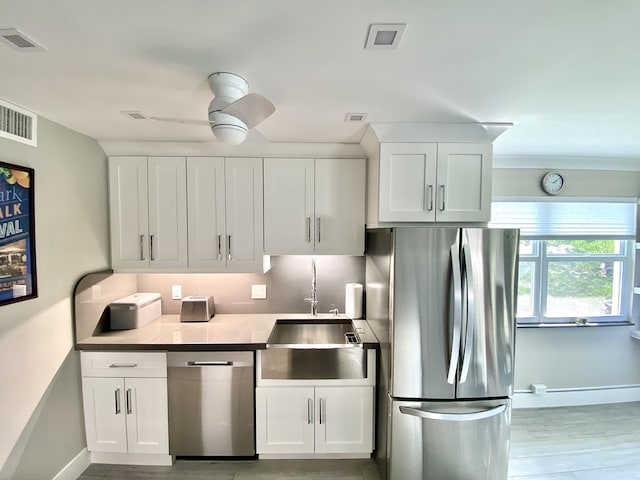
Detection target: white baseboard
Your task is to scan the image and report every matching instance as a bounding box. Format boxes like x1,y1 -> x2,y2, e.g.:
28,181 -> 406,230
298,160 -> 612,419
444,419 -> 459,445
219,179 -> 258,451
513,385 -> 640,409
90,451 -> 174,466
52,448 -> 91,480
258,452 -> 371,460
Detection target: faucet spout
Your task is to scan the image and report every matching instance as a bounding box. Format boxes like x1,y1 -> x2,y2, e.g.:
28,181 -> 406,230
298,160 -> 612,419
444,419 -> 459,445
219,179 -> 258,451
304,258 -> 318,316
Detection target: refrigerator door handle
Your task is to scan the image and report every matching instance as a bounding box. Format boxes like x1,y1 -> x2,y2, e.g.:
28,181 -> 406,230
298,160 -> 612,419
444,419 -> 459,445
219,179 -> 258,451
459,241 -> 476,384
447,243 -> 463,385
399,404 -> 507,422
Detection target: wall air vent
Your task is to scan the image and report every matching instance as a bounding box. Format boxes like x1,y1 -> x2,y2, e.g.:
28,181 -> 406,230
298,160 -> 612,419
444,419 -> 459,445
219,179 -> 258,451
0,99 -> 38,146
0,29 -> 46,52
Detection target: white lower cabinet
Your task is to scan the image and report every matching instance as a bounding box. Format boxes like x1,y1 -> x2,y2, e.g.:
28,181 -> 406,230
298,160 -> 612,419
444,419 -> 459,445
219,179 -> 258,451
82,376 -> 168,454
80,351 -> 170,464
256,385 -> 373,456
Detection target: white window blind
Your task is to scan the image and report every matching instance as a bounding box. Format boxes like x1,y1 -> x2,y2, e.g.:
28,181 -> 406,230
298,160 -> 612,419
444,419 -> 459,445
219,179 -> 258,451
490,200 -> 637,238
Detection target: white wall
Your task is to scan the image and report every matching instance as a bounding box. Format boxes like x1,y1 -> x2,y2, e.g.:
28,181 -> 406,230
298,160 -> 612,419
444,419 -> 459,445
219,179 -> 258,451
0,119 -> 109,479
493,166 -> 640,397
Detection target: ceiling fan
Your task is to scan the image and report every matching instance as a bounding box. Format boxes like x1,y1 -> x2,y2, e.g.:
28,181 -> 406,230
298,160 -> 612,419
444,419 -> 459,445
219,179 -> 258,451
132,72 -> 275,145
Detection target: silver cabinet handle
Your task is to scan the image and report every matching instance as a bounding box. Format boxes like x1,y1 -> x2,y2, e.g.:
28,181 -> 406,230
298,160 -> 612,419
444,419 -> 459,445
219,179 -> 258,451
126,388 -> 132,415
439,185 -> 446,211
399,404 -> 507,422
227,235 -> 232,261
316,217 -> 321,243
319,397 -> 325,425
426,184 -> 434,211
308,398 -> 313,425
306,217 -> 312,243
114,388 -> 121,415
109,363 -> 138,368
217,235 -> 223,261
140,235 -> 145,260
150,234 -> 155,261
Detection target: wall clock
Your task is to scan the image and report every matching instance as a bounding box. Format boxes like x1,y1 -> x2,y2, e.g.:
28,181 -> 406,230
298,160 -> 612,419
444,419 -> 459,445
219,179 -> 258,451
541,171 -> 564,195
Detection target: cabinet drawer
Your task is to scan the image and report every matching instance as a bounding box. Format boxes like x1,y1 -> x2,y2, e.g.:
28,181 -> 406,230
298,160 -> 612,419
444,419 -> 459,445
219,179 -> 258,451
81,351 -> 167,378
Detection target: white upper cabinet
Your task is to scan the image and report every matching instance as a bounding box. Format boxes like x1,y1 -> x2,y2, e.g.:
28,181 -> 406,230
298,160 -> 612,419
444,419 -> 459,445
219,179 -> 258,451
264,158 -> 365,255
435,143 -> 493,223
369,143 -> 492,224
378,143 -> 438,222
109,156 -> 188,271
187,157 -> 264,272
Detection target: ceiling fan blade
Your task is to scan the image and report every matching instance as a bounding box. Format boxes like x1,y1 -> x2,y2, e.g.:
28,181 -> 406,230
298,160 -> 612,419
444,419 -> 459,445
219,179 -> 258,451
245,127 -> 269,145
221,93 -> 275,129
149,116 -> 212,126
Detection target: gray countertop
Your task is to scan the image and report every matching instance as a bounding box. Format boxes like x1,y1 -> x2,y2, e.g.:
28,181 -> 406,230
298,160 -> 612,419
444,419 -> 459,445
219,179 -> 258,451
76,313 -> 379,351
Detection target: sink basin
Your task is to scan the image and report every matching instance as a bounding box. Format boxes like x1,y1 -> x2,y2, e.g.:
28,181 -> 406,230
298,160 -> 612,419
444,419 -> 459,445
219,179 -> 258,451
261,319 -> 366,380
266,318 -> 362,349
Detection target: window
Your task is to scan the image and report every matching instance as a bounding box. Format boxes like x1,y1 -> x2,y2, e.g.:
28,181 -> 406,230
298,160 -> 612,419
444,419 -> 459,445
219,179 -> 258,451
516,238 -> 633,324
491,200 -> 637,326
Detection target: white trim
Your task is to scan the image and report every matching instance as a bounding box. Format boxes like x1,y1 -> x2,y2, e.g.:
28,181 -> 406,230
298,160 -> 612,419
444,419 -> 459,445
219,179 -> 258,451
89,451 -> 174,466
366,122 -> 511,144
52,448 -> 91,480
258,452 -> 371,460
98,140 -> 365,158
494,154 -> 640,171
513,385 -> 640,409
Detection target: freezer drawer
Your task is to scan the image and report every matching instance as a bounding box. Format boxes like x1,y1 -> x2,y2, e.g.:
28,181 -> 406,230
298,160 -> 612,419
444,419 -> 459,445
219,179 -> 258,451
388,399 -> 511,480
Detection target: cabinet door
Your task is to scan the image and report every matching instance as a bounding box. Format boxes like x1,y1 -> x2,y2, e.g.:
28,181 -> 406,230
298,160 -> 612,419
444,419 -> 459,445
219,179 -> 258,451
125,377 -> 169,454
109,157 -> 149,271
435,143 -> 492,222
187,157 -> 226,271
256,386 -> 315,454
315,386 -> 373,454
225,157 -> 265,272
379,144 -> 438,222
314,158 -> 365,255
82,377 -> 127,453
147,157 -> 188,270
264,158 -> 315,254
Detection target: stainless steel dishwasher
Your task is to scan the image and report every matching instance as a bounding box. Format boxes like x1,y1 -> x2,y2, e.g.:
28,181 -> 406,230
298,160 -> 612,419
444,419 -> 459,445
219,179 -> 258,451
167,351 -> 255,457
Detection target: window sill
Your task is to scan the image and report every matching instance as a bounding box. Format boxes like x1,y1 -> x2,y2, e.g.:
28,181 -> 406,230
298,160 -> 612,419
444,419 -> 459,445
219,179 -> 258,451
517,321 -> 634,329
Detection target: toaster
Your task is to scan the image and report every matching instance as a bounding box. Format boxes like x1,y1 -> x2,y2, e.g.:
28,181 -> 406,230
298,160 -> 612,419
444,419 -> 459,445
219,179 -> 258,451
180,295 -> 215,322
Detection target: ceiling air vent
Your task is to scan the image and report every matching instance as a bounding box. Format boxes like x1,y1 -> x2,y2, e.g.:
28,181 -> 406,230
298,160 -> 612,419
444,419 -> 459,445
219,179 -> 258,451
0,99 -> 38,146
0,29 -> 46,52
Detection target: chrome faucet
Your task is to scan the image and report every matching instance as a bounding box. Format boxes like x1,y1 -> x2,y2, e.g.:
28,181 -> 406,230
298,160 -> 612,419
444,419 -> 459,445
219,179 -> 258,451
304,258 -> 318,316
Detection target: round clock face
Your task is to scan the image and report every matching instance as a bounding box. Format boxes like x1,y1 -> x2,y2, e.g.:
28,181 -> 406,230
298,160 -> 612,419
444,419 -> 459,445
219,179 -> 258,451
542,172 -> 564,195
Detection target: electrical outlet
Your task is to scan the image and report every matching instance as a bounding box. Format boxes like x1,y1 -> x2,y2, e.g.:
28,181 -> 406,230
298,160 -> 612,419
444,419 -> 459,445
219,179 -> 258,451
251,284 -> 267,300
171,285 -> 182,300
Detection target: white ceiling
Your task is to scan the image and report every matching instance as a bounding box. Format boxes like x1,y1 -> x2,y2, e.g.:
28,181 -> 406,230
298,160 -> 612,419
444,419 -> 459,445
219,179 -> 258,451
2,0 -> 640,162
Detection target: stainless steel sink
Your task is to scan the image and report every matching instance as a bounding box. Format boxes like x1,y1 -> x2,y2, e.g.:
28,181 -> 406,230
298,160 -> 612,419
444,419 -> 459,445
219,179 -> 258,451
266,318 -> 362,349
261,319 -> 367,380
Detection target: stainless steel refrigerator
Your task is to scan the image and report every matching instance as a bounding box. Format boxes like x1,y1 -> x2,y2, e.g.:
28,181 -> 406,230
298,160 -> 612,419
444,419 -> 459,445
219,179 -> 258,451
365,227 -> 519,480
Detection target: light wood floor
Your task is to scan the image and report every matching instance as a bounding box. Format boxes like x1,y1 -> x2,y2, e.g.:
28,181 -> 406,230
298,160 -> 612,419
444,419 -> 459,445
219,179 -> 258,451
509,401 -> 640,479
79,402 -> 640,479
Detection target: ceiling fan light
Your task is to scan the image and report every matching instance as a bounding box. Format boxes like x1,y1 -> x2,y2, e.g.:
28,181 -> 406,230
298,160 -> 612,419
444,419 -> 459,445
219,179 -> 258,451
209,110 -> 248,145
211,124 -> 248,145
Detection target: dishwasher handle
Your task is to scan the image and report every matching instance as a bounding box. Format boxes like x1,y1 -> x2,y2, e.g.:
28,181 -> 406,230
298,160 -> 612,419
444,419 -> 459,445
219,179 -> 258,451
186,361 -> 233,366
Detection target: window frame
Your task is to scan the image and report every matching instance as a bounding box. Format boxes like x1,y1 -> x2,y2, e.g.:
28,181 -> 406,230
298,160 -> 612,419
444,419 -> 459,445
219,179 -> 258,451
516,237 -> 635,326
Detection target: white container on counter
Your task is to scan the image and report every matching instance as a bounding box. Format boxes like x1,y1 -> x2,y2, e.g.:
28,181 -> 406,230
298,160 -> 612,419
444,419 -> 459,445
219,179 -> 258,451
109,292 -> 162,330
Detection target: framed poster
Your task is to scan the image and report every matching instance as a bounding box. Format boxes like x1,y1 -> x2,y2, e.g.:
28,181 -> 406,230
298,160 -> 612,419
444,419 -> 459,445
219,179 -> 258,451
0,161 -> 37,305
